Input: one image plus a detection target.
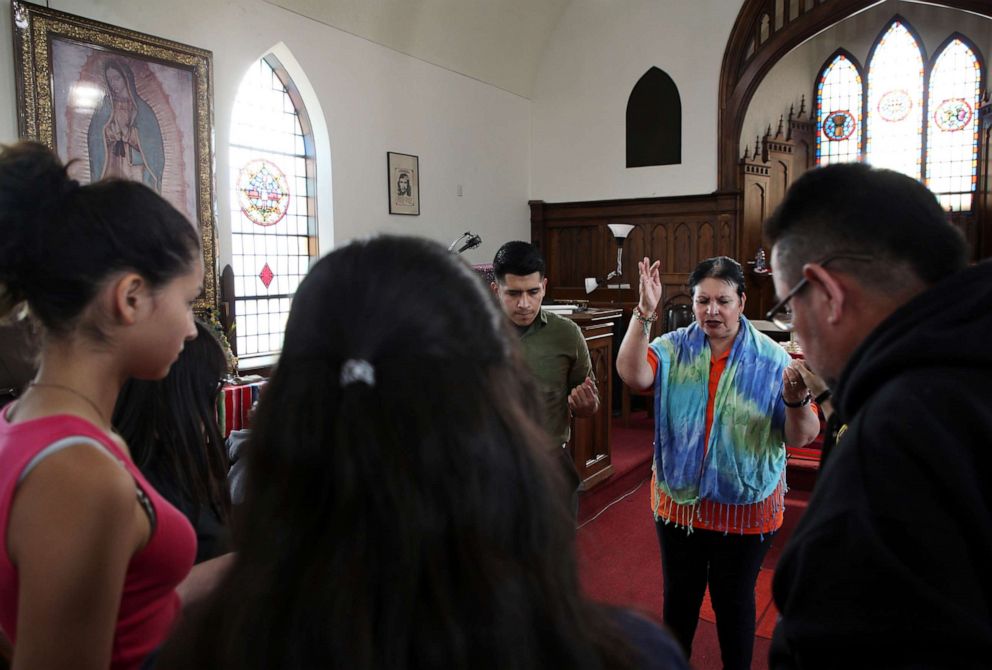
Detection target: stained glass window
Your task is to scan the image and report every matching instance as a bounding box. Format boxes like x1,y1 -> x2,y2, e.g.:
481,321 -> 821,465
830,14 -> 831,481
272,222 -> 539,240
926,38 -> 981,211
815,52 -> 863,166
865,20 -> 924,179
812,20 -> 985,212
238,159 -> 291,226
229,56 -> 316,361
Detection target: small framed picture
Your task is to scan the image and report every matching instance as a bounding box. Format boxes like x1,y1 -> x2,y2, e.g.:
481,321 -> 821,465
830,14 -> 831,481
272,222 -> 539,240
387,151 -> 420,215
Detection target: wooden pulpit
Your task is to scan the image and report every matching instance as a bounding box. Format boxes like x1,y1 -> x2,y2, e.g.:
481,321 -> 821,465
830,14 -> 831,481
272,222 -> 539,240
563,307 -> 622,490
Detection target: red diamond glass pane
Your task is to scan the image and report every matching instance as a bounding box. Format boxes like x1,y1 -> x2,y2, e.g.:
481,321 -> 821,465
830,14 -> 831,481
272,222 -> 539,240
259,262 -> 275,289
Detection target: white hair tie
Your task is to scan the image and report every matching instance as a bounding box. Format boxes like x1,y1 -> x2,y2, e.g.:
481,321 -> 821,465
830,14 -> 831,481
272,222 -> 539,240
340,359 -> 375,387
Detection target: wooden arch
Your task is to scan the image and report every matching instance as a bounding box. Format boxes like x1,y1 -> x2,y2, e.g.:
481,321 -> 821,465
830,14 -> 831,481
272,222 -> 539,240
717,0 -> 992,191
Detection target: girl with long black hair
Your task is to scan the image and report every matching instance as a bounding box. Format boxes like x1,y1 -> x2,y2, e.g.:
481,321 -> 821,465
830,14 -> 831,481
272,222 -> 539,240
158,235 -> 687,670
114,319 -> 232,564
0,141 -> 225,669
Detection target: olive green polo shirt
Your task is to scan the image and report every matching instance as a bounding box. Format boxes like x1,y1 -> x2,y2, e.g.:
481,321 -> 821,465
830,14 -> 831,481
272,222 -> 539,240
518,309 -> 595,446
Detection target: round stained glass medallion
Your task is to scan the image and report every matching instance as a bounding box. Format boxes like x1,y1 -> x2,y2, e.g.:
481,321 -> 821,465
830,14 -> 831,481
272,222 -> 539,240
933,98 -> 972,132
823,110 -> 856,141
238,159 -> 291,227
877,90 -> 912,123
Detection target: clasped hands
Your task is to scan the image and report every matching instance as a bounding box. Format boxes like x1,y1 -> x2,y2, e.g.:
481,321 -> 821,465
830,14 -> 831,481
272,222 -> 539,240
782,359 -> 813,405
568,377 -> 600,417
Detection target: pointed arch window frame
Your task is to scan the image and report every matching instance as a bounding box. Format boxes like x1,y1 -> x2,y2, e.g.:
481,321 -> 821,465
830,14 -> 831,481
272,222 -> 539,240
864,16 -> 927,180
925,32 -> 984,211
228,52 -> 319,365
814,48 -> 865,167
811,16 -> 986,212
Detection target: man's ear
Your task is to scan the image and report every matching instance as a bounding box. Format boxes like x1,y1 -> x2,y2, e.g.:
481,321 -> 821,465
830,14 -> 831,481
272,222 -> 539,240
804,263 -> 845,324
110,272 -> 149,325
490,281 -> 500,297
541,277 -> 548,291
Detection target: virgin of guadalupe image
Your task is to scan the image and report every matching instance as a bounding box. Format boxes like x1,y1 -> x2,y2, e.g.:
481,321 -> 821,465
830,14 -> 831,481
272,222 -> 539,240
87,60 -> 165,192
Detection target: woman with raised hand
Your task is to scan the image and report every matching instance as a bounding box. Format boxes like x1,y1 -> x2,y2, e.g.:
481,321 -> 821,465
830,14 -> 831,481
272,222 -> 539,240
157,235 -> 689,670
616,256 -> 819,670
0,141 -> 216,669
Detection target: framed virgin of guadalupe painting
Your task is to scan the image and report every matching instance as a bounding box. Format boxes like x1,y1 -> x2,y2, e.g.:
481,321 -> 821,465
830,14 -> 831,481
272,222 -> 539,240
11,1 -> 217,312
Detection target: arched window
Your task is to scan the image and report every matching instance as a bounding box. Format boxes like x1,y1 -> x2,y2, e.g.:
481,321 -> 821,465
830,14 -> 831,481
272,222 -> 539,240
815,50 -> 863,166
626,67 -> 682,167
229,54 -> 317,363
813,17 -> 985,211
926,36 -> 981,211
865,19 -> 925,179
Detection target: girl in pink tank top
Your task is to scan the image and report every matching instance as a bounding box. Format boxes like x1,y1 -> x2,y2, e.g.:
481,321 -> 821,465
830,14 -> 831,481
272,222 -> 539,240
0,412 -> 195,669
0,141 -> 223,669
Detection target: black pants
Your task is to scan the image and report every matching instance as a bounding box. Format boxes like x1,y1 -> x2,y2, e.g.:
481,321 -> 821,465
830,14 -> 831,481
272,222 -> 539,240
656,521 -> 774,670
557,444 -> 580,521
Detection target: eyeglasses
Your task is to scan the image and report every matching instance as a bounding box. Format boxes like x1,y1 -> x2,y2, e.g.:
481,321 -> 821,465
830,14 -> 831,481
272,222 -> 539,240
764,254 -> 873,331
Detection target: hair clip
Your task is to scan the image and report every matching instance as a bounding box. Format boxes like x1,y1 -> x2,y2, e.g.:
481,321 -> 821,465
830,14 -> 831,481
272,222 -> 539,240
340,359 -> 375,387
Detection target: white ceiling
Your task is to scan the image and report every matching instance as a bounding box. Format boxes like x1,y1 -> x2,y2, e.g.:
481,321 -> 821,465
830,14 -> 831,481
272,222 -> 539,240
263,0 -> 572,98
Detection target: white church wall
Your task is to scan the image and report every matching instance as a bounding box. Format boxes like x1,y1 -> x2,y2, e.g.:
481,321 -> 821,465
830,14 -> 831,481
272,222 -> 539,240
0,0 -> 531,267
739,45 -> 821,158
529,0 -> 744,203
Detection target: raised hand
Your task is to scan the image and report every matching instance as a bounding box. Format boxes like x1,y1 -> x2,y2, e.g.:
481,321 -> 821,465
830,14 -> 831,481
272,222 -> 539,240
637,257 -> 662,315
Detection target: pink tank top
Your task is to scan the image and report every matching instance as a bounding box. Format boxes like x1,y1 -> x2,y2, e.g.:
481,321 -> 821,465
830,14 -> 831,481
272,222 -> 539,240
0,409 -> 197,670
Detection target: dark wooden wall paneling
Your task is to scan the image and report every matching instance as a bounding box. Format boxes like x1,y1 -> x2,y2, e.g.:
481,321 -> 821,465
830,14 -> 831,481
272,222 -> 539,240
738,103 -> 815,316
529,193 -> 738,312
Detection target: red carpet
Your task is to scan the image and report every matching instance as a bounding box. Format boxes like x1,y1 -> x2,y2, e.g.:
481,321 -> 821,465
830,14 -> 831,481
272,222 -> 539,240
578,414 -> 656,524
576,416 -> 817,669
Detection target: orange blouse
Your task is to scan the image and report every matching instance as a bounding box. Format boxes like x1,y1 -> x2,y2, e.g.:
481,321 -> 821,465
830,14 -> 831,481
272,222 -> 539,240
646,348 -> 785,535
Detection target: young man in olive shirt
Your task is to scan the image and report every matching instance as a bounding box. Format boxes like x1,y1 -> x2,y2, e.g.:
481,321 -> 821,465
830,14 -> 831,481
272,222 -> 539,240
492,241 -> 599,517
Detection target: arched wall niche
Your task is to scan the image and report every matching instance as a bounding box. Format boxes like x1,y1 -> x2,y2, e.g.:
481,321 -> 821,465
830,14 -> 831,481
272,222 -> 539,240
626,67 -> 682,168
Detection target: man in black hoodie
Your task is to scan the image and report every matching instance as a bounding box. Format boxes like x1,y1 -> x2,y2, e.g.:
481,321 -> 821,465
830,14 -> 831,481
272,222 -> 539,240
763,163 -> 992,668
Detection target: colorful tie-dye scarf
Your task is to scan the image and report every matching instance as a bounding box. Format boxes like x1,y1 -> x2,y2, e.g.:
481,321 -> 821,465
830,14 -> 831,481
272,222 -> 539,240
649,316 -> 789,506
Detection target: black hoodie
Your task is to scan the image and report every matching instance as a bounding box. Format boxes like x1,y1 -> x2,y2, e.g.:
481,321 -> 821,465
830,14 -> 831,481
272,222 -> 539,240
770,261 -> 992,669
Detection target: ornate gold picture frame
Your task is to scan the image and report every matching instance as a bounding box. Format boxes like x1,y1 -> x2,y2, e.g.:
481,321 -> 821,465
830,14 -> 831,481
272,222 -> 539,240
11,1 -> 217,312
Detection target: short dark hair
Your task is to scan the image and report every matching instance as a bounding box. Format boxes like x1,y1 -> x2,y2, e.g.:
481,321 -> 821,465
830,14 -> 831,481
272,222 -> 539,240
764,163 -> 967,288
688,256 -> 745,298
0,141 -> 200,339
492,240 -> 545,282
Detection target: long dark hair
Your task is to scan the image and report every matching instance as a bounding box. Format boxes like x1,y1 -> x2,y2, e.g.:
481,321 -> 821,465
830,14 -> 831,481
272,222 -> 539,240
112,320 -> 231,547
158,235 -> 636,669
0,141 -> 199,338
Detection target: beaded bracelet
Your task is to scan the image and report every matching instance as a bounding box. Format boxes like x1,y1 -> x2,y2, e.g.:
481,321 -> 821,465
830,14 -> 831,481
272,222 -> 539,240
632,306 -> 658,337
782,391 -> 812,408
